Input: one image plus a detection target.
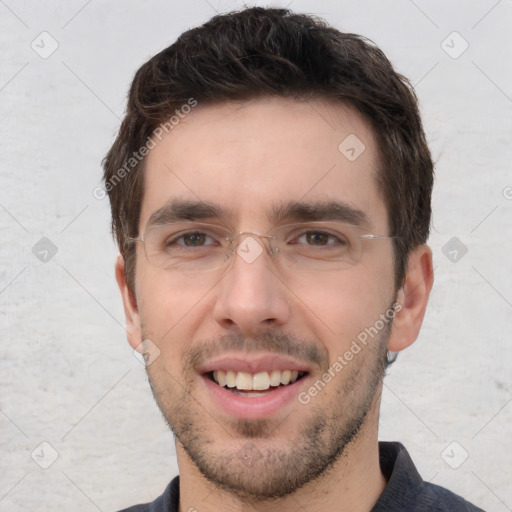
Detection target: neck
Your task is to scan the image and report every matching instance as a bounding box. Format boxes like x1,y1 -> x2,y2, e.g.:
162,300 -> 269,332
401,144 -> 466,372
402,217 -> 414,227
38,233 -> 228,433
177,407 -> 386,512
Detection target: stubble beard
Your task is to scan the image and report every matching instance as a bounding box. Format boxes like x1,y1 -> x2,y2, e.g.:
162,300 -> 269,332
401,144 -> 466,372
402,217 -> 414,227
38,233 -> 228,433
146,321 -> 390,502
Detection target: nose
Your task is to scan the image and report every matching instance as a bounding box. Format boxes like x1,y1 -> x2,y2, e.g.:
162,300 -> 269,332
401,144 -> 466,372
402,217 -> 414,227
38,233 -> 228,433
212,234 -> 291,336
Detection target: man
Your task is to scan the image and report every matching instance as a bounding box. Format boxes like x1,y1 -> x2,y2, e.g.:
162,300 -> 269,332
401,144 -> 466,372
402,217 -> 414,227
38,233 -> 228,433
103,7 -> 484,512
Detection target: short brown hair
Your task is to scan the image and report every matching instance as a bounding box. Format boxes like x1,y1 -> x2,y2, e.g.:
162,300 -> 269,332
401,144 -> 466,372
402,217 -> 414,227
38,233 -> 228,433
103,7 -> 433,294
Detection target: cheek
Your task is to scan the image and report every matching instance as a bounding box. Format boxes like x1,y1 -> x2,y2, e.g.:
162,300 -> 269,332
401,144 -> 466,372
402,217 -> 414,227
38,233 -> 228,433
136,265 -> 215,351
289,263 -> 394,353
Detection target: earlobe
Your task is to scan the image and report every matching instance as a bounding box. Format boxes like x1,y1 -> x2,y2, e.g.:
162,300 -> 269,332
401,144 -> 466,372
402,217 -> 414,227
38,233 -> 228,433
115,255 -> 142,350
388,245 -> 434,352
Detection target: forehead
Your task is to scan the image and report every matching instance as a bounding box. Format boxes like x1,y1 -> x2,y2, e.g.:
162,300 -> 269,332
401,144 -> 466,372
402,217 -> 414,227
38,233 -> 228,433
141,97 -> 387,231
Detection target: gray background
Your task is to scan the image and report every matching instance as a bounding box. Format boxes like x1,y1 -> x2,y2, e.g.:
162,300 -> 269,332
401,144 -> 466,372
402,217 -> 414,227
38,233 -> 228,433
1,1 -> 511,511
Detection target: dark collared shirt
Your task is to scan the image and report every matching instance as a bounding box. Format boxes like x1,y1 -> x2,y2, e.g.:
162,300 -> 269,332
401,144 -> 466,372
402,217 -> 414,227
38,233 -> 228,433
117,442 -> 485,511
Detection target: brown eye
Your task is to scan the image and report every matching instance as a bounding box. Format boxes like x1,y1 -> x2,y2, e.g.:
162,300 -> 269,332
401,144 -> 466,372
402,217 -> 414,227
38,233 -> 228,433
182,232 -> 207,246
305,232 -> 330,245
295,231 -> 346,246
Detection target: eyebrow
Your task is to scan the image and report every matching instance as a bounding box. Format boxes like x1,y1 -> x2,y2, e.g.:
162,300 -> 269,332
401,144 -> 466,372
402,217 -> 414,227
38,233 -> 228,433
146,199 -> 228,227
145,199 -> 370,230
268,200 -> 371,228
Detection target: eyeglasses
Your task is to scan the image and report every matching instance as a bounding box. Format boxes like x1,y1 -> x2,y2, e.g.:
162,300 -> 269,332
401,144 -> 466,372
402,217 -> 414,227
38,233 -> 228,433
126,221 -> 397,273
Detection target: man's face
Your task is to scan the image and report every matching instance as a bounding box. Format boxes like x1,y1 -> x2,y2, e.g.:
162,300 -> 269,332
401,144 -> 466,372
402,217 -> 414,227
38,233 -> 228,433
126,97 -> 398,498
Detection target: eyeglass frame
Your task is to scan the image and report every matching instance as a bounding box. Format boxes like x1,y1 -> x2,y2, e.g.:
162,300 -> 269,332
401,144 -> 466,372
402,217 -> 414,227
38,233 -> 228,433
125,220 -> 400,273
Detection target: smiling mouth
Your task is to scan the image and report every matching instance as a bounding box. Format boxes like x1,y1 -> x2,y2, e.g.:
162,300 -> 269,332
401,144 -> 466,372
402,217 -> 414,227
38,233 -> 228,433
206,369 -> 307,396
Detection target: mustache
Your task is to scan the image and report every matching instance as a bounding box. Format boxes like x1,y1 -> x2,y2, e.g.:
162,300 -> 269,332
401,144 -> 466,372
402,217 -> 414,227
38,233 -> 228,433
184,331 -> 329,373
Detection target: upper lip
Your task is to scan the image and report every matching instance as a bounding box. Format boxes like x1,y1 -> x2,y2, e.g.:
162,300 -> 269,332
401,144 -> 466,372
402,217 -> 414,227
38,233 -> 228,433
198,353 -> 312,375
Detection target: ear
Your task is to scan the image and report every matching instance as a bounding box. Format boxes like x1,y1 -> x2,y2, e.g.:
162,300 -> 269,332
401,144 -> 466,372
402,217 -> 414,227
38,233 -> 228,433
388,245 -> 434,352
115,254 -> 142,350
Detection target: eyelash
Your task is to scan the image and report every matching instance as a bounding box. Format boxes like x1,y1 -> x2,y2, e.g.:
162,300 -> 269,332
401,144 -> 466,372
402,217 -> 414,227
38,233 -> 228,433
294,231 -> 347,246
169,232 -> 217,247
168,230 -> 347,248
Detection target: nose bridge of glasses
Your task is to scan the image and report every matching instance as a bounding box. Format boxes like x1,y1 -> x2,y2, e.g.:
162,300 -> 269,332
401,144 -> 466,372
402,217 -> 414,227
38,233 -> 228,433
228,231 -> 278,258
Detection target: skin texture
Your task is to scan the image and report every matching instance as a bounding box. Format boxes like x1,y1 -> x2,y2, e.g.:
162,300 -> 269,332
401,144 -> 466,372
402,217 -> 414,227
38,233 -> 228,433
116,97 -> 433,512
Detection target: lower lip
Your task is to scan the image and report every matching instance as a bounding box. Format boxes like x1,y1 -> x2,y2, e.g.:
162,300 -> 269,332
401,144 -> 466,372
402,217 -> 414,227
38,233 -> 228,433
201,375 -> 308,420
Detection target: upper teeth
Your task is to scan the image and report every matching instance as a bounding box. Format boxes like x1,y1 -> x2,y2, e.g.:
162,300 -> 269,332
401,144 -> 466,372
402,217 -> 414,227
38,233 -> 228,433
212,370 -> 301,391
